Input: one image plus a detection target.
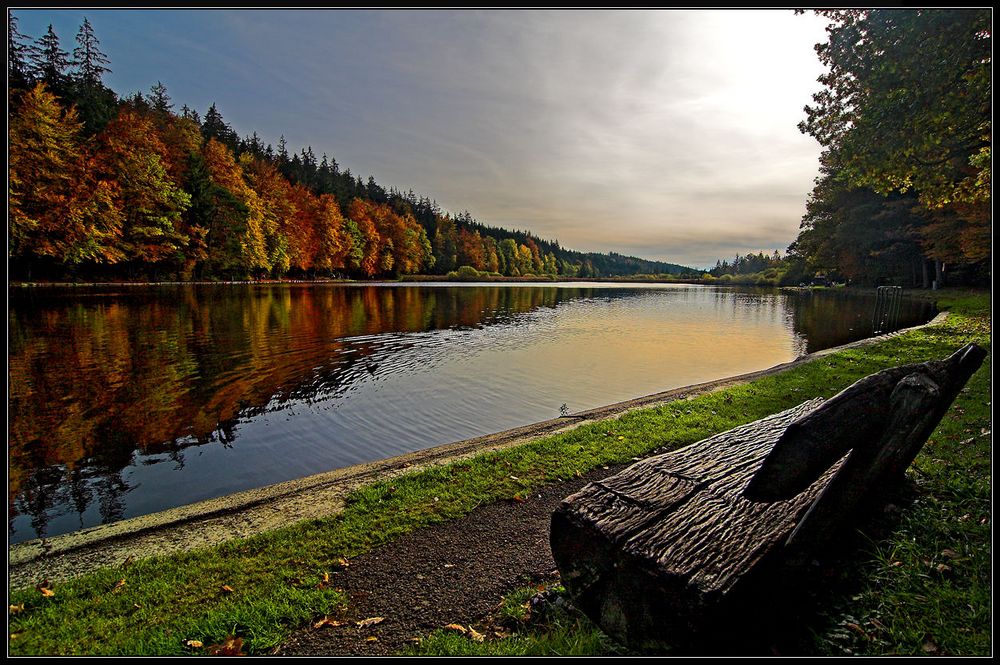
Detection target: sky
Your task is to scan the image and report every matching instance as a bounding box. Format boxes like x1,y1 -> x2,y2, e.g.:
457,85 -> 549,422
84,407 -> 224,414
11,9 -> 831,269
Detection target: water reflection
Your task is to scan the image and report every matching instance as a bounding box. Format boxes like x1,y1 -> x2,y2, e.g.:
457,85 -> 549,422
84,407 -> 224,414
8,284 -> 934,542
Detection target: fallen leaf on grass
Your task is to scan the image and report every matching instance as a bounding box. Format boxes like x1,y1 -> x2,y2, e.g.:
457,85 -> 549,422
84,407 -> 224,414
940,549 -> 960,559
207,635 -> 244,656
364,636 -> 379,643
512,495 -> 525,503
922,640 -> 940,654
845,623 -> 868,639
356,617 -> 385,628
935,563 -> 952,575
10,633 -> 22,641
39,588 -> 55,598
334,557 -> 350,569
443,623 -> 467,634
185,640 -> 203,649
221,585 -> 235,594
9,604 -> 24,615
112,578 -> 126,594
468,627 -> 485,643
313,617 -> 346,629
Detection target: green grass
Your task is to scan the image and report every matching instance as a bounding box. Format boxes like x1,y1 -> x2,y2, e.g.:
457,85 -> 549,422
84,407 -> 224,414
8,290 -> 990,655
408,584 -> 627,656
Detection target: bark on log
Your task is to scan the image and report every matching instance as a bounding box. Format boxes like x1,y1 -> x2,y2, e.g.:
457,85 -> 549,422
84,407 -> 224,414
551,399 -> 836,651
550,344 -> 985,651
746,343 -> 987,502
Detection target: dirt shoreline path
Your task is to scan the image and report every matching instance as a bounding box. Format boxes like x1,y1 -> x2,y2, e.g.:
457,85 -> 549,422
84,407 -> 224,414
277,465 -> 624,656
8,314 -> 945,592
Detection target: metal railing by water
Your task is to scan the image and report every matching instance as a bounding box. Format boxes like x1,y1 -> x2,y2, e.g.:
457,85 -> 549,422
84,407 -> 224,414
872,286 -> 904,335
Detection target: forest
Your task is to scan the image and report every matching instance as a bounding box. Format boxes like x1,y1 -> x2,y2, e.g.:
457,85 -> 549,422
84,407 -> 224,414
8,11 -> 990,286
8,16 -> 692,282
783,9 -> 991,288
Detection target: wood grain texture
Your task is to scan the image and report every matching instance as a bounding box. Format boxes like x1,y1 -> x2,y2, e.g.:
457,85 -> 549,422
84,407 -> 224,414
551,344 -> 985,651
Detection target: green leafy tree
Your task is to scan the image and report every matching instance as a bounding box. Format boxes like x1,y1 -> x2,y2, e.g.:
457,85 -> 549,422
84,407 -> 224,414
793,165 -> 926,286
799,9 -> 990,266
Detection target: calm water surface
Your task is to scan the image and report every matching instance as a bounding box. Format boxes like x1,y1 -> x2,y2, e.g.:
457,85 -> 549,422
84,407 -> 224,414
8,283 -> 934,543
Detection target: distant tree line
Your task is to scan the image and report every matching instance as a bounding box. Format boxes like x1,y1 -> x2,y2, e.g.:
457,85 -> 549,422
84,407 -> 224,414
7,15 -> 692,281
703,251 -> 808,286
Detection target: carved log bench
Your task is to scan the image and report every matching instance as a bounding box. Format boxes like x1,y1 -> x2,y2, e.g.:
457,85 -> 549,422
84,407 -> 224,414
550,344 -> 985,651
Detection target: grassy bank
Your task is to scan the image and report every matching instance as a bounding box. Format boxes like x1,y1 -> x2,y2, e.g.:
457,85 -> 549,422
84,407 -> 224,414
8,290 -> 990,655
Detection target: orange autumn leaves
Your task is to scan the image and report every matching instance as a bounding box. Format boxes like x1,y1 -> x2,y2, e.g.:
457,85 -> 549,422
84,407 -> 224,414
8,83 -> 434,279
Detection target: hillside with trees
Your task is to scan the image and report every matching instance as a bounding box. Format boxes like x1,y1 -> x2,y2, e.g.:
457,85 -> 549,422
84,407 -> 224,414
7,16 -> 692,282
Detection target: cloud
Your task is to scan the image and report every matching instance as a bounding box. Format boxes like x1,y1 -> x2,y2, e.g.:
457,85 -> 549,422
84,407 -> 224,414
12,9 -> 829,269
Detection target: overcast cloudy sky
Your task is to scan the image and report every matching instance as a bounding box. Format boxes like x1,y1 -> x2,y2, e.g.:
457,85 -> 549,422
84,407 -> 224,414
13,9 -> 831,269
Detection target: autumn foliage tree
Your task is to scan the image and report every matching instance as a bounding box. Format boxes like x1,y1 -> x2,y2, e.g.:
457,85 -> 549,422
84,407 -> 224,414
8,14 -> 691,282
94,108 -> 191,268
9,84 -> 122,270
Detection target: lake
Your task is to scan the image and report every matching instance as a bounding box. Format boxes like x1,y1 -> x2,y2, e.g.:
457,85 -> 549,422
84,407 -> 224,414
8,282 -> 934,543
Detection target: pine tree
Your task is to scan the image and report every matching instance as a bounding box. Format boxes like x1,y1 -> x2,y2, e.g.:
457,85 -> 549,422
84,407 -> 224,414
66,17 -> 117,134
8,13 -> 33,89
201,103 -> 239,151
149,81 -> 173,114
72,17 -> 111,86
30,24 -> 71,92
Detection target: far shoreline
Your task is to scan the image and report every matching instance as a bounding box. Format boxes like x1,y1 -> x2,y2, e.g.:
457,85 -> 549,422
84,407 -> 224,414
8,275 -> 907,289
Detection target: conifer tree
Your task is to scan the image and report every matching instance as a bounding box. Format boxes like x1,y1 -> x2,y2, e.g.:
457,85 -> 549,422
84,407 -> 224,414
29,24 -> 71,93
8,13 -> 33,89
72,17 -> 111,86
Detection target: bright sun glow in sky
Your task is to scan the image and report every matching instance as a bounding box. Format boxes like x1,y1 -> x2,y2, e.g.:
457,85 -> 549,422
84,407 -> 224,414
12,9 -> 832,269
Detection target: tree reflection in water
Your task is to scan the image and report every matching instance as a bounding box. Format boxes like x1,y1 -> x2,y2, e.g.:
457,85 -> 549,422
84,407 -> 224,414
8,284 -> 934,542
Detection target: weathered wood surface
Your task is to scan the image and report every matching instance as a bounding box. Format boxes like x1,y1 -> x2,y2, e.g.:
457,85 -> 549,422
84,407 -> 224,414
746,343 -> 987,503
781,343 -> 986,552
550,344 -> 985,651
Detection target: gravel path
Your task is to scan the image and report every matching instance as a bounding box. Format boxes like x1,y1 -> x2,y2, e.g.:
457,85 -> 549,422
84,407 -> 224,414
277,465 -> 622,656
